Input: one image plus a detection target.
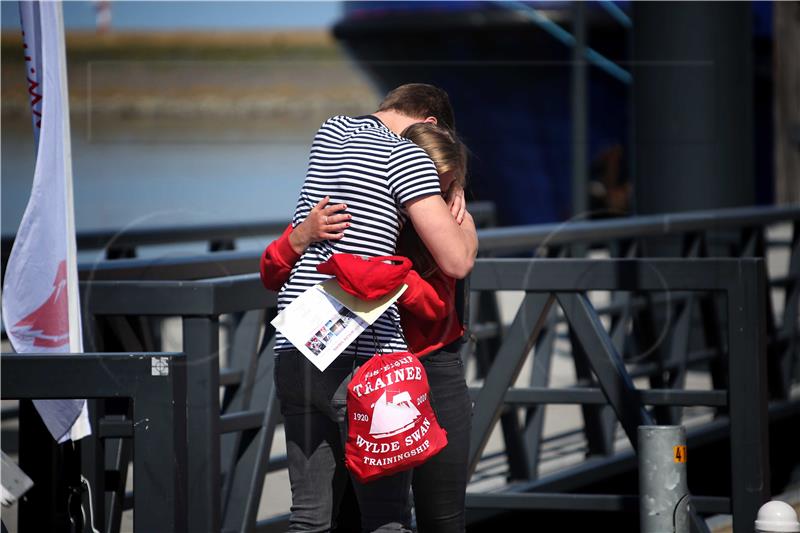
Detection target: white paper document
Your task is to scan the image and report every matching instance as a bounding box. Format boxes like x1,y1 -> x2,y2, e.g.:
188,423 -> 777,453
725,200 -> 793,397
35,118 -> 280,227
271,280 -> 407,371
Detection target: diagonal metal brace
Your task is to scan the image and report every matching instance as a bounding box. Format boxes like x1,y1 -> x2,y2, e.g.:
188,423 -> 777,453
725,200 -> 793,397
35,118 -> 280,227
468,292 -> 554,477
556,292 -> 654,448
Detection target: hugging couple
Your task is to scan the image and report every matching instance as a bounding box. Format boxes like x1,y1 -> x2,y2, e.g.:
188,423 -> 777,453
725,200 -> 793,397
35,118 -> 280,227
260,83 -> 478,532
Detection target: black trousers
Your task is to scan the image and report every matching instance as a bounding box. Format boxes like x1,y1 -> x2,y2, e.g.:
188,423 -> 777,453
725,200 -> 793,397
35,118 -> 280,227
275,351 -> 413,533
412,348 -> 472,533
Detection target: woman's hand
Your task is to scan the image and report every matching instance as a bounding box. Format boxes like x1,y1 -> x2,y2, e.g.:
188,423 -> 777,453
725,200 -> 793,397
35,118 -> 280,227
446,184 -> 466,225
288,196 -> 350,254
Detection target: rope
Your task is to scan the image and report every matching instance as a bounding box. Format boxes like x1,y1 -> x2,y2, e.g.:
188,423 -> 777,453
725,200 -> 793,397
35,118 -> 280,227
81,476 -> 101,533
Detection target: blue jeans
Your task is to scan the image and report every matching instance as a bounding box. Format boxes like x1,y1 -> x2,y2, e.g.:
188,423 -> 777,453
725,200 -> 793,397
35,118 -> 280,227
412,348 -> 472,533
274,350 -> 413,533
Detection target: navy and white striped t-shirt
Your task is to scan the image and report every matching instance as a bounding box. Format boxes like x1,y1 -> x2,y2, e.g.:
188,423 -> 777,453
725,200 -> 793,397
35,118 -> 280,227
274,115 -> 443,355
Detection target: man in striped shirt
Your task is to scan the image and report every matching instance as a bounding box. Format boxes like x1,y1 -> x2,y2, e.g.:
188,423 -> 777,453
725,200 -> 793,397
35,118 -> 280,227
272,84 -> 477,532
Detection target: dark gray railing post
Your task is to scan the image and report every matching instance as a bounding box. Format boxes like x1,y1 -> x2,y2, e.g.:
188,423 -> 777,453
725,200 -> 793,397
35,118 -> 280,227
133,356 -> 188,533
183,315 -> 222,533
727,259 -> 770,531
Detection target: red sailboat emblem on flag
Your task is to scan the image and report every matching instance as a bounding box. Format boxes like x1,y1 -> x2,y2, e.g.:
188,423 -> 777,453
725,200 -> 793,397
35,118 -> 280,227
12,260 -> 69,348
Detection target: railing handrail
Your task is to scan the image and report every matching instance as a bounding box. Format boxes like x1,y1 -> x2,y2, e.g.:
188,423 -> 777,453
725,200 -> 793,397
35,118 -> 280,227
4,203 -> 796,260
0,200 -> 499,252
72,204 -> 800,282
79,257 -> 753,317
80,273 -> 274,316
476,204 -> 800,252
78,248 -> 260,281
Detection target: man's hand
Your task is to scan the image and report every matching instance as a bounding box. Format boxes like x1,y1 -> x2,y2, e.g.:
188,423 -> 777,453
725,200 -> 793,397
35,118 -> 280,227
289,196 -> 350,254
446,184 -> 466,225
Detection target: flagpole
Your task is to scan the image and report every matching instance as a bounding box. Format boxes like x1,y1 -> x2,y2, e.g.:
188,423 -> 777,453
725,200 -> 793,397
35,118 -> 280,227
51,2 -> 83,353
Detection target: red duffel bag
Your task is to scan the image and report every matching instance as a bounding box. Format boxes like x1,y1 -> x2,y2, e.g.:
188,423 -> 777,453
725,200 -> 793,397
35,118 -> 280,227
345,351 -> 448,484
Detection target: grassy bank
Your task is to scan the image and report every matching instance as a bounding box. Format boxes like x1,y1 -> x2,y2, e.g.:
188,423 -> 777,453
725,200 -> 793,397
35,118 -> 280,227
1,30 -> 377,121
2,30 -> 343,63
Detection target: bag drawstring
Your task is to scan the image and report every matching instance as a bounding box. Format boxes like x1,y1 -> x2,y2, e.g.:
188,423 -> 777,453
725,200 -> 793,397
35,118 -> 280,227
350,310 -> 405,374
350,325 -> 383,375
371,326 -> 382,354
351,336 -> 361,374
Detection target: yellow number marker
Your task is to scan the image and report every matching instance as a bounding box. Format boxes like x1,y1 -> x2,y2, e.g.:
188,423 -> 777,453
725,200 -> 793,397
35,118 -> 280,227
673,445 -> 687,463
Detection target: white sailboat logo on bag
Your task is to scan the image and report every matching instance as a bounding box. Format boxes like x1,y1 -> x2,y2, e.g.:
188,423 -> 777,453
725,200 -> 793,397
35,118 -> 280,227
369,390 -> 421,439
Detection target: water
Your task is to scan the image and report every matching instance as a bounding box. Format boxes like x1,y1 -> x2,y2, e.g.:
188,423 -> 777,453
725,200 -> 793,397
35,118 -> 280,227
2,116 -> 312,242
2,46 -> 380,259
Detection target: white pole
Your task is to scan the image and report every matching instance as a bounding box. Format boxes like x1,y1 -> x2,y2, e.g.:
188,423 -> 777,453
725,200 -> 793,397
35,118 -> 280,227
50,1 -> 83,354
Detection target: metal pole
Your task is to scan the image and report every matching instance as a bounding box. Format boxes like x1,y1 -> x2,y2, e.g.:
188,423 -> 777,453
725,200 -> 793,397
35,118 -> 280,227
638,425 -> 690,533
727,260 -> 770,531
183,316 -> 221,533
632,2 -> 754,215
571,0 -> 588,219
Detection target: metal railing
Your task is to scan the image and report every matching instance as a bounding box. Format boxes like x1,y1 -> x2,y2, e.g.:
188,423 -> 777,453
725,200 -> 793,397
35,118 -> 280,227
0,353 -> 187,533
464,257 -> 772,532
76,258 -> 796,532
0,201 -> 498,270
464,204 -> 799,495
66,204 -> 798,282
2,204 -> 798,532
475,204 -> 799,255
80,275 -> 276,533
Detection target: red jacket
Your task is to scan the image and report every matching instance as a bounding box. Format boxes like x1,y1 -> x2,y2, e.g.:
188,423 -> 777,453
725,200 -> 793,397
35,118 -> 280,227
260,225 -> 464,356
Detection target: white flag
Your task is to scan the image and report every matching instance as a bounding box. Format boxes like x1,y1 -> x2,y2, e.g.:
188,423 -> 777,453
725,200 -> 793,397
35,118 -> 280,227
2,0 -> 90,443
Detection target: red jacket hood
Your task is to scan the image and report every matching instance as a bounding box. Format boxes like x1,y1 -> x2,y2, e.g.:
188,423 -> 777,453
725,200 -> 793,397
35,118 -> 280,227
317,254 -> 412,300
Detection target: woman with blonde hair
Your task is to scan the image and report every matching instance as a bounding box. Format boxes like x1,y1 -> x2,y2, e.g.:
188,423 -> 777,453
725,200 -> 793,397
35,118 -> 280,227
396,123 -> 472,533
